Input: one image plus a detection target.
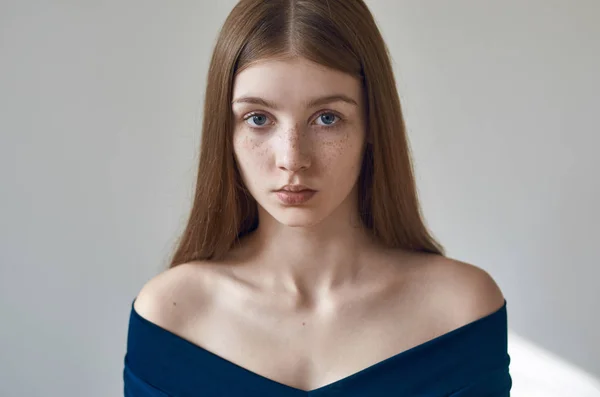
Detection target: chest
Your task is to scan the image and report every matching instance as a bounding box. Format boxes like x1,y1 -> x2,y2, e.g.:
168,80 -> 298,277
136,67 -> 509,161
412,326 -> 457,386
177,293 -> 446,391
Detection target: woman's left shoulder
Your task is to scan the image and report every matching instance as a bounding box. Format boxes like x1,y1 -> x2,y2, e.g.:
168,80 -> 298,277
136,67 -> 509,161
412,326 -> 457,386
422,255 -> 506,324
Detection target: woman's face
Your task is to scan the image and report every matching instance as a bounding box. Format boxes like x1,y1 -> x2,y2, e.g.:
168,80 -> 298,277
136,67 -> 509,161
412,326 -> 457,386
232,57 -> 366,227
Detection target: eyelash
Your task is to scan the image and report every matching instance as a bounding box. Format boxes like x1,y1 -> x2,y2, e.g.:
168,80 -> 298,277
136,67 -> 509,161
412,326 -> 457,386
242,111 -> 343,131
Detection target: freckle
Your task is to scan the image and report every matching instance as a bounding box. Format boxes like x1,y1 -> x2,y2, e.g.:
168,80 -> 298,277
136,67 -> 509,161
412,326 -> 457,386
172,302 -> 177,306
302,322 -> 306,326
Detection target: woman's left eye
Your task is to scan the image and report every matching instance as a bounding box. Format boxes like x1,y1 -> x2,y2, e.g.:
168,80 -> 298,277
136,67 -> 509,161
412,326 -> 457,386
315,112 -> 340,126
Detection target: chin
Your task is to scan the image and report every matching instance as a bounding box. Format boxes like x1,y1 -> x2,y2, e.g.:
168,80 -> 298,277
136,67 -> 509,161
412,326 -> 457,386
254,192 -> 353,229
257,202 -> 328,228
273,209 -> 326,228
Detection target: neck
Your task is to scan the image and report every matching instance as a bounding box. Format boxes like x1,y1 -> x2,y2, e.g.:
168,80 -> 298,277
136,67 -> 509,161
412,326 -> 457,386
234,198 -> 382,301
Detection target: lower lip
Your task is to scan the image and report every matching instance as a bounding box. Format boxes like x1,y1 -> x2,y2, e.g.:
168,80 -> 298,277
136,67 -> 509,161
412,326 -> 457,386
275,190 -> 317,205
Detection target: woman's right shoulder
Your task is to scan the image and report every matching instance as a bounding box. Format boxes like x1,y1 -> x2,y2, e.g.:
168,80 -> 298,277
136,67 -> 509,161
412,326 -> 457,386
132,261 -> 221,331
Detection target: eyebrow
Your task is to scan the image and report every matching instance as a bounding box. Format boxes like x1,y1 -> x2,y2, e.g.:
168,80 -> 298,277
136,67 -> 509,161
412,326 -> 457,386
231,94 -> 359,110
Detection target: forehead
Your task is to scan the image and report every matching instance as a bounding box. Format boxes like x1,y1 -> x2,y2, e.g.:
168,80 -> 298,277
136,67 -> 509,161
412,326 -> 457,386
232,57 -> 362,105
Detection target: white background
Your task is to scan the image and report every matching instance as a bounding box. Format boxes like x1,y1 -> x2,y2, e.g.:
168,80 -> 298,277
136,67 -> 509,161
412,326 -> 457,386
1,1 -> 598,395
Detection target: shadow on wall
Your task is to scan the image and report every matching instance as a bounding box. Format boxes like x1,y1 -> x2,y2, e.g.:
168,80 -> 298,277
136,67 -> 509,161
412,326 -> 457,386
509,331 -> 600,396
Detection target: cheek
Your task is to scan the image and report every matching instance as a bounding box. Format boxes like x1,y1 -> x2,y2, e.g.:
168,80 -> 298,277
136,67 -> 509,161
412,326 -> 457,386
318,131 -> 362,172
234,134 -> 270,176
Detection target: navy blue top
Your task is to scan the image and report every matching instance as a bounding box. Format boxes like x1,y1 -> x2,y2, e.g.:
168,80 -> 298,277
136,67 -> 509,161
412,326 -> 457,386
123,300 -> 511,396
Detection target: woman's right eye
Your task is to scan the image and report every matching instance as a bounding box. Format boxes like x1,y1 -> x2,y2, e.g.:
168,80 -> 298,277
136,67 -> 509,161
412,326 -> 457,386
244,113 -> 271,128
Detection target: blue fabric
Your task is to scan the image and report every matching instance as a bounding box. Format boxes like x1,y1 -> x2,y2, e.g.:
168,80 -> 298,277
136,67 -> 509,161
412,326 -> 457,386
123,300 -> 511,396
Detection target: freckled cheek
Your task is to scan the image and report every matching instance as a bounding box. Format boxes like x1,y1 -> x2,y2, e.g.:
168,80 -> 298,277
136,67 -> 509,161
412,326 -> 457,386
234,135 -> 271,175
317,134 -> 359,172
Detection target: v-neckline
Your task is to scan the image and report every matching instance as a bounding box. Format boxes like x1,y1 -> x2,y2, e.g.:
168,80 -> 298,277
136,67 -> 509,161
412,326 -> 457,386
130,299 -> 507,395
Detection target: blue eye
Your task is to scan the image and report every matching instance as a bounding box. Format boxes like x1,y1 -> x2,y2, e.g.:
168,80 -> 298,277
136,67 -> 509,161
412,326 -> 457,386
316,112 -> 339,126
243,112 -> 341,130
246,114 -> 269,127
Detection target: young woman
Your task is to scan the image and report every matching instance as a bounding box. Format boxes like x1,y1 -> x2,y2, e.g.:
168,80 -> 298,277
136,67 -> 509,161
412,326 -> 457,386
123,0 -> 512,395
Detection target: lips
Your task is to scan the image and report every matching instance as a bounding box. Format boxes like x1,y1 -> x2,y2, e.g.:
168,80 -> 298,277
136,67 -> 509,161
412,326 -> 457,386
276,184 -> 315,193
275,189 -> 317,205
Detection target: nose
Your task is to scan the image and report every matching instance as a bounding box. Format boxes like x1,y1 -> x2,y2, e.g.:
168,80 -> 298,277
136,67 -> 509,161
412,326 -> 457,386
275,125 -> 312,173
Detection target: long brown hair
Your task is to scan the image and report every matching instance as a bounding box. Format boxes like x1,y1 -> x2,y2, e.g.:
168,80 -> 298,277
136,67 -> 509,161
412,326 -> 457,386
169,0 -> 444,267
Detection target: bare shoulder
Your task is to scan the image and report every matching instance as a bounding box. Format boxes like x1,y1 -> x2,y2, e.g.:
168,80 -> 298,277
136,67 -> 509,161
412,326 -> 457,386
434,256 -> 505,320
133,261 -> 220,331
410,254 -> 506,327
